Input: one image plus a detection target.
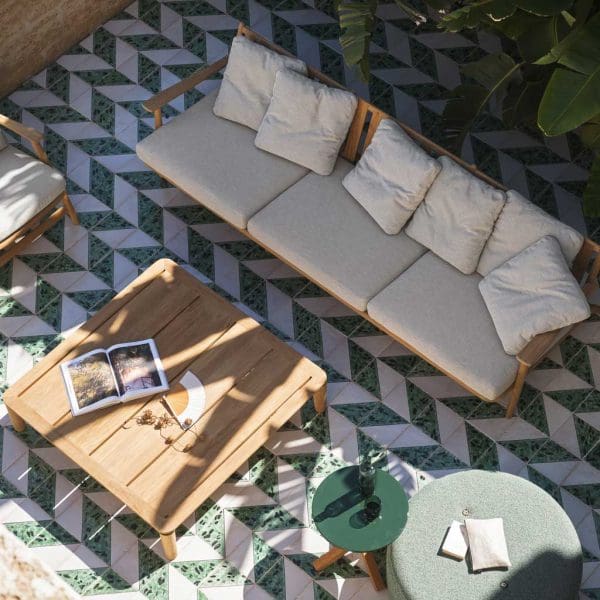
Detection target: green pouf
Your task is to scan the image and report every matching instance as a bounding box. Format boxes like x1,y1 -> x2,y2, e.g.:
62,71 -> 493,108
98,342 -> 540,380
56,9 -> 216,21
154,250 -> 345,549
387,470 -> 581,600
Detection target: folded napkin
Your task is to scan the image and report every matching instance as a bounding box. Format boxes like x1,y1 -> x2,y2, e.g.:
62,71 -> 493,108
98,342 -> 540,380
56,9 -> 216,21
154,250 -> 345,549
465,518 -> 511,571
441,520 -> 469,560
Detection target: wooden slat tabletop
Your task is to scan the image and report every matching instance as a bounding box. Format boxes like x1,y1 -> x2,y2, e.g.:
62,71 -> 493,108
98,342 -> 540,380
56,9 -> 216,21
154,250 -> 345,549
4,259 -> 327,533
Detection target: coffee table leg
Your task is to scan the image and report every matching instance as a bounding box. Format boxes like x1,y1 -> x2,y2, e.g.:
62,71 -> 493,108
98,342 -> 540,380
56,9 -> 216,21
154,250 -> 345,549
363,552 -> 385,591
160,532 -> 177,561
313,545 -> 346,571
6,407 -> 26,433
313,383 -> 327,414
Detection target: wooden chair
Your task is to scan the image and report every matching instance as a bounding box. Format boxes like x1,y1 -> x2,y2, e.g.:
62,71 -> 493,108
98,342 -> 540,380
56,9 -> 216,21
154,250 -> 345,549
142,23 -> 600,418
0,114 -> 79,267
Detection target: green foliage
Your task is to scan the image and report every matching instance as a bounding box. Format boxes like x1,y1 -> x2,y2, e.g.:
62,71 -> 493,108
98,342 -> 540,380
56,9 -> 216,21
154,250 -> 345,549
335,0 -> 600,215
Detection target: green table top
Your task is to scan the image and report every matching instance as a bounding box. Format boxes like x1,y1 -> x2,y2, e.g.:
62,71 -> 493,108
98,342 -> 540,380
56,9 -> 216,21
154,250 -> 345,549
312,466 -> 408,553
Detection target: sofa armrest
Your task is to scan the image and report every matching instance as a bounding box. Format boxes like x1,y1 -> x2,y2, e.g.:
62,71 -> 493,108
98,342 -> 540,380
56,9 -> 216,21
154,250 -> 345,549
0,114 -> 48,163
516,325 -> 574,367
142,56 -> 228,128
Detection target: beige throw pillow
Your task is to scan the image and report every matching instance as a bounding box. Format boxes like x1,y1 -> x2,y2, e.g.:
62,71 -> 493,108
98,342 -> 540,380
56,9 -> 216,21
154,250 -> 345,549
405,156 -> 506,274
213,35 -> 307,131
255,69 -> 358,176
464,518 -> 511,572
479,236 -> 590,355
342,119 -> 441,234
477,189 -> 584,276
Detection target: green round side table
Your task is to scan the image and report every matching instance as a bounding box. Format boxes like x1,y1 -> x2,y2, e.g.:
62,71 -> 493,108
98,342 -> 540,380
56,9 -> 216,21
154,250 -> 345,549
312,465 -> 408,590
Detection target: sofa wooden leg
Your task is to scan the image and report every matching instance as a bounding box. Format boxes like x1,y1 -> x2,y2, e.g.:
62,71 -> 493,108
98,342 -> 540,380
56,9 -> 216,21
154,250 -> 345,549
62,192 -> 80,225
506,362 -> 529,419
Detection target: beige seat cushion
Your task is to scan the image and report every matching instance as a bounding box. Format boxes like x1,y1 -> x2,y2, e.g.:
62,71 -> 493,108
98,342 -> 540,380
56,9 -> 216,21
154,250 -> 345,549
255,70 -> 357,176
479,236 -> 590,355
367,252 -> 518,400
477,190 -> 584,276
213,35 -> 307,131
248,158 -> 427,312
136,90 -> 309,229
0,146 -> 65,241
406,156 -> 506,274
342,119 -> 441,234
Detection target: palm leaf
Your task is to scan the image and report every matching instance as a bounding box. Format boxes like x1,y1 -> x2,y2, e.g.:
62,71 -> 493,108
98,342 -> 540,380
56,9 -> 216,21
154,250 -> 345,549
536,11 -> 600,73
338,0 -> 378,81
538,65 -> 600,135
516,15 -> 570,62
581,116 -> 600,150
516,0 -> 574,16
503,67 -> 550,126
443,53 -> 520,149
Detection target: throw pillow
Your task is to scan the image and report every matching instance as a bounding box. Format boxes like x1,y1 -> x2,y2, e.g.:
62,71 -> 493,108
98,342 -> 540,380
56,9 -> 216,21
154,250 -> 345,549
405,155 -> 506,274
464,518 -> 511,572
213,35 -> 307,131
477,189 -> 584,276
255,69 -> 358,176
342,119 -> 441,234
479,235 -> 590,355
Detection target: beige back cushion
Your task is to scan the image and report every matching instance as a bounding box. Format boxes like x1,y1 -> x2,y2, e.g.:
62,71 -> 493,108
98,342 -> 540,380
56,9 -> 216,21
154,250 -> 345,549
342,119 -> 441,235
479,235 -> 590,355
405,156 -> 506,274
255,69 -> 357,176
477,189 -> 584,276
213,35 -> 307,131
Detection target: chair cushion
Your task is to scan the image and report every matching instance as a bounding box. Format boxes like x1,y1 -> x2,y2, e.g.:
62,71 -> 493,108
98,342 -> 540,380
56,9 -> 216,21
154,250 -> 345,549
255,70 -> 357,176
477,189 -> 584,276
367,252 -> 518,400
406,156 -> 506,274
213,35 -> 307,131
248,158 -> 427,312
342,119 -> 441,235
479,236 -> 590,355
136,90 -> 309,229
0,146 -> 66,241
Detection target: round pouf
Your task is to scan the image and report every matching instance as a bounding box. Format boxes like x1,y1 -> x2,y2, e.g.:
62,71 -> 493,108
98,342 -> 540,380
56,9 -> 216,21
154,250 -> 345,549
387,470 -> 581,600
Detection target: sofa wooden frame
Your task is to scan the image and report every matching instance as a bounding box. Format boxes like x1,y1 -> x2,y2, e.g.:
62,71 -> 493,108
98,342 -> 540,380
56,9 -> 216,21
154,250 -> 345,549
0,114 -> 80,267
142,22 -> 600,418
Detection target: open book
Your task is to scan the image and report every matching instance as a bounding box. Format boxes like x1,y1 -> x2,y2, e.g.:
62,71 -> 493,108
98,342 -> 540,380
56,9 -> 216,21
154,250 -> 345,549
60,339 -> 168,416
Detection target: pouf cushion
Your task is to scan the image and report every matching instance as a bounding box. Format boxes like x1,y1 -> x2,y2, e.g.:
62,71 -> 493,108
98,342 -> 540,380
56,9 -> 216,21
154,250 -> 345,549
387,470 -> 581,600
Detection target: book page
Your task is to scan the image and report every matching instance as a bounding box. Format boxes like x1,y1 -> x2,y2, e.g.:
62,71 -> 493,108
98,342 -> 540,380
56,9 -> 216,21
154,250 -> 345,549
64,350 -> 119,411
108,340 -> 166,398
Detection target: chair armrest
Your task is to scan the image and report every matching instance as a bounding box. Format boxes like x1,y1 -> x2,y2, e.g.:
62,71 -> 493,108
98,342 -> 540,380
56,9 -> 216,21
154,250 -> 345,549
516,325 -> 573,367
142,56 -> 228,113
0,113 -> 49,163
0,114 -> 44,144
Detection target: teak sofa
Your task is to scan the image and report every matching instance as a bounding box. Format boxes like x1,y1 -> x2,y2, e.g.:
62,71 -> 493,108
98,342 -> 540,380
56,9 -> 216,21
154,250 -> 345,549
137,23 -> 600,418
0,115 -> 79,265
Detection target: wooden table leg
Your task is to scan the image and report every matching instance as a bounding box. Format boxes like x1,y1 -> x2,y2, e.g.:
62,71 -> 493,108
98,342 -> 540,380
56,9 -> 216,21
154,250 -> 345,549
313,383 -> 327,414
6,407 -> 26,432
363,551 -> 385,591
313,545 -> 346,571
160,532 -> 177,561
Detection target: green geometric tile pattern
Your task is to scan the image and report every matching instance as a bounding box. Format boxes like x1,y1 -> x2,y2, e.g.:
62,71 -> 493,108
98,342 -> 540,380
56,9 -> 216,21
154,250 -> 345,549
0,0 -> 599,598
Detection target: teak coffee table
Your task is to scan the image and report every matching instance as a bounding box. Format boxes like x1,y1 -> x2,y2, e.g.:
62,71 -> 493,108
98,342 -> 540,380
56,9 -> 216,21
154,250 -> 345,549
4,259 -> 327,560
